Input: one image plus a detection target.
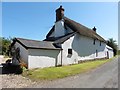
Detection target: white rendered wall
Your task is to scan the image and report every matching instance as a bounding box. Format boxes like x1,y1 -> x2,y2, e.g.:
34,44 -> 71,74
73,34 -> 107,60
55,20 -> 65,37
109,46 -> 114,58
28,49 -> 60,69
15,42 -> 28,65
49,21 -> 74,38
108,49 -> 113,58
62,36 -> 78,65
61,33 -> 107,65
105,45 -> 114,58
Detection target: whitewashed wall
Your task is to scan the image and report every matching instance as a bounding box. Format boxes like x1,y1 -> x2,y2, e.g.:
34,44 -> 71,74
105,45 -> 113,58
74,34 -> 107,60
49,21 -> 73,38
61,33 -> 107,65
55,20 -> 65,37
108,49 -> 113,58
62,36 -> 78,65
56,50 -> 62,66
15,42 -> 28,65
28,49 -> 60,69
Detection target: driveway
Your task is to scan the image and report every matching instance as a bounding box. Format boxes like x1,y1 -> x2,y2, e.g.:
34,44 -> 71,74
30,57 -> 118,88
0,55 -> 37,88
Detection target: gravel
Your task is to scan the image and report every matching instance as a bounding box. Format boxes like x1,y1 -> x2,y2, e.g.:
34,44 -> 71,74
1,74 -> 37,88
0,55 -> 37,88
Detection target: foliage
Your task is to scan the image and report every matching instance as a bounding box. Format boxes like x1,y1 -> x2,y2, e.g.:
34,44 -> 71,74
20,61 -> 28,69
117,50 -> 120,55
22,58 -> 114,81
0,37 -> 11,55
107,38 -> 118,56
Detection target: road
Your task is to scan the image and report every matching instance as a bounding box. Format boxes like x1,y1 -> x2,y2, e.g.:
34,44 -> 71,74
30,57 -> 118,88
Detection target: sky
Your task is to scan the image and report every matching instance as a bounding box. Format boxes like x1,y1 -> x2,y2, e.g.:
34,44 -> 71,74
2,2 -> 118,47
119,2 -> 120,49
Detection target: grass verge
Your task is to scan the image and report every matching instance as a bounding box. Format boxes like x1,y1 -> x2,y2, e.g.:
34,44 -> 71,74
22,57 -> 116,81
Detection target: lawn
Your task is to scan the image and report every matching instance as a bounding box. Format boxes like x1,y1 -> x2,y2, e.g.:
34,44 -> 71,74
22,57 -> 115,81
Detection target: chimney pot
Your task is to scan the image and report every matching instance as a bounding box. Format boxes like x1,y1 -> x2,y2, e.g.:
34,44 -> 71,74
93,26 -> 97,32
56,6 -> 64,22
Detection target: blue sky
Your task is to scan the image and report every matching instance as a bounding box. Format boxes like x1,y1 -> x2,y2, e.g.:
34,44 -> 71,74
2,2 -> 118,44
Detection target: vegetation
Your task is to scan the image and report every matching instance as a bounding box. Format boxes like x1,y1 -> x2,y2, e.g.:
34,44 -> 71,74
0,37 -> 11,55
22,58 -> 114,81
107,38 -> 118,56
117,50 -> 120,55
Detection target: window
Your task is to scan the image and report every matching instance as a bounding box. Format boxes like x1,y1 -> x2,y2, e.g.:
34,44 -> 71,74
93,39 -> 95,45
68,49 -> 72,55
100,41 -> 101,46
96,50 -> 98,57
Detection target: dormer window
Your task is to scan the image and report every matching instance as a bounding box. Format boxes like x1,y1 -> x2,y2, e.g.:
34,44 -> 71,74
93,39 -> 95,45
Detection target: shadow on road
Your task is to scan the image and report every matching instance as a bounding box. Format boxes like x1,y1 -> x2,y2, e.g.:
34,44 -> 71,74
0,63 -> 23,74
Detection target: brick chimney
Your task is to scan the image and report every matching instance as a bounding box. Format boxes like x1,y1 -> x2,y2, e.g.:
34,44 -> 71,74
56,5 -> 64,22
92,26 -> 97,32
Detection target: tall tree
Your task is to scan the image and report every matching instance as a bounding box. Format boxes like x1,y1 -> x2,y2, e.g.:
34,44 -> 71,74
107,38 -> 118,56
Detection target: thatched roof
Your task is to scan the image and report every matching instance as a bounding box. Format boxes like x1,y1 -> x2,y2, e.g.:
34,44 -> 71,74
64,17 -> 106,42
46,16 -> 106,43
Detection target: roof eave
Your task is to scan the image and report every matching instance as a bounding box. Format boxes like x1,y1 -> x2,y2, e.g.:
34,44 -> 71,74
26,47 -> 62,50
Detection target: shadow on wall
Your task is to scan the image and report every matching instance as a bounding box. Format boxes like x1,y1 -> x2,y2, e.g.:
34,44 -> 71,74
28,49 -> 60,58
72,34 -> 106,57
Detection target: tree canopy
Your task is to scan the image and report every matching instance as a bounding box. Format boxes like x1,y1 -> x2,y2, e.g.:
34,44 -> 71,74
107,38 -> 118,56
0,37 -> 11,55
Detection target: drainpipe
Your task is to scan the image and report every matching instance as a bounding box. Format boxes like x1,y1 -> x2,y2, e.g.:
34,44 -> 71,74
61,49 -> 63,66
55,57 -> 58,67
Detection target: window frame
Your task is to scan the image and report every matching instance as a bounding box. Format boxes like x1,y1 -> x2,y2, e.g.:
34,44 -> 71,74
68,49 -> 72,55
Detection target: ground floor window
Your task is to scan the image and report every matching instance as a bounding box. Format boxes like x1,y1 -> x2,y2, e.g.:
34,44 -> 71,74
68,49 -> 72,55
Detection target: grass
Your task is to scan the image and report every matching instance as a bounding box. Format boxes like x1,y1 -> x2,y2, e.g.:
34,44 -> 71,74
117,50 -> 120,55
22,57 -> 115,81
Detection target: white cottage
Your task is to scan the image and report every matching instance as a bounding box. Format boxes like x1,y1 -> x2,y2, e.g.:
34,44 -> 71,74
10,6 -> 113,69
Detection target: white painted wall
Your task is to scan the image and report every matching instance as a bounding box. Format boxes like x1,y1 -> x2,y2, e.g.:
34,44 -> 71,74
49,21 -> 74,38
28,49 -> 60,69
105,45 -> 113,58
14,42 -> 28,65
55,20 -> 65,37
62,36 -> 78,65
61,33 -> 108,65
108,49 -> 113,58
